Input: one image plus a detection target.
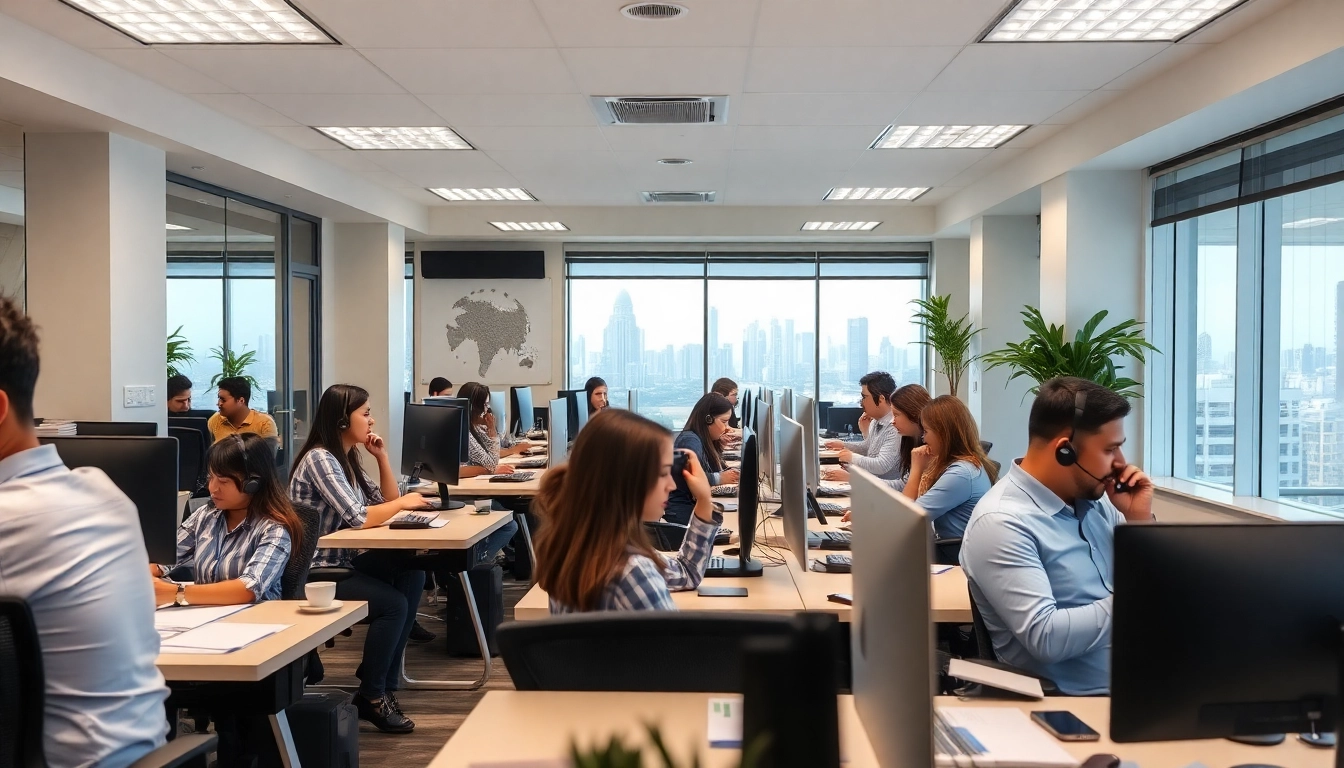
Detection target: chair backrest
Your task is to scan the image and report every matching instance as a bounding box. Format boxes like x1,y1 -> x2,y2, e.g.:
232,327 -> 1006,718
283,504 -> 322,600
498,613 -> 800,692
967,581 -> 997,662
0,597 -> 48,768
74,421 -> 158,436
168,426 -> 206,493
643,521 -> 688,551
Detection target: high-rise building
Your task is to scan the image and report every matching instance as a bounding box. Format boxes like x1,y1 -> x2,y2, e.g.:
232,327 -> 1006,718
1197,331 -> 1212,373
602,290 -> 643,389
708,307 -> 718,366
742,321 -> 766,382
1302,343 -> 1317,375
1192,378 -> 1302,487
878,336 -> 897,372
572,335 -> 587,381
678,344 -> 704,381
769,320 -> 784,381
799,332 -> 815,380
783,319 -> 796,380
847,318 -> 869,384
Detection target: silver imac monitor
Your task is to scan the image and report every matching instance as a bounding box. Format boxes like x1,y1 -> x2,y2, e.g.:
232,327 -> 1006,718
628,388 -> 639,413
489,390 -> 508,438
548,398 -> 569,466
781,387 -> 795,421
848,466 -> 935,768
778,415 -> 808,569
575,399 -> 589,434
796,394 -> 819,493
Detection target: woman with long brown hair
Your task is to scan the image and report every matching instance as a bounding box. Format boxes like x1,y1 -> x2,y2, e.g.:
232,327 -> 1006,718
535,409 -> 715,612
904,395 -> 997,561
664,392 -> 739,525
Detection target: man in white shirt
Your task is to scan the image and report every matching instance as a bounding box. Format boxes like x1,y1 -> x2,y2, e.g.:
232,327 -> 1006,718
0,297 -> 169,768
822,371 -> 905,483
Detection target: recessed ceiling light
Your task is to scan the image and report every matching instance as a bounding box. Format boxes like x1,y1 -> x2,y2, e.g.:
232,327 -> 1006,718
872,125 -> 1027,150
429,188 -> 536,202
657,158 -> 693,165
489,222 -> 569,232
982,0 -> 1249,42
1283,217 -> 1344,229
825,187 -> 929,202
57,0 -> 335,45
165,224 -> 193,231
620,2 -> 688,21
801,222 -> 881,232
314,127 -> 473,151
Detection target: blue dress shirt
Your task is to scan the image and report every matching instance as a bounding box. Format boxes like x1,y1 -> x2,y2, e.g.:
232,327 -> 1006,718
915,460 -> 992,540
960,460 -> 1122,695
172,504 -> 292,601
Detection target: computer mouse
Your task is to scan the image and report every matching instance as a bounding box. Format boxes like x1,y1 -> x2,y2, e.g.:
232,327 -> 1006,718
722,547 -> 740,557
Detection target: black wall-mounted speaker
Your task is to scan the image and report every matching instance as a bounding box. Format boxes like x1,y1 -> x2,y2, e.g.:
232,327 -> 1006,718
420,251 -> 546,280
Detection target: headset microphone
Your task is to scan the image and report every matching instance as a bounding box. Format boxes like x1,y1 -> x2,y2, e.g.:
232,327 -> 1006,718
1057,388 -> 1128,494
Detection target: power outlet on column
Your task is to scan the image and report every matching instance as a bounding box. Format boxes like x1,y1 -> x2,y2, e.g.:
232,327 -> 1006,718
123,385 -> 156,408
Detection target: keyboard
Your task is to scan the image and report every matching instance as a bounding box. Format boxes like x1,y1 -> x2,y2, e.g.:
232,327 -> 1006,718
817,483 -> 851,497
515,458 -> 547,469
489,472 -> 536,483
525,430 -> 546,440
808,530 -> 852,550
715,527 -> 733,545
818,501 -> 848,515
934,712 -> 982,761
711,485 -> 737,497
822,553 -> 851,572
389,513 -> 436,529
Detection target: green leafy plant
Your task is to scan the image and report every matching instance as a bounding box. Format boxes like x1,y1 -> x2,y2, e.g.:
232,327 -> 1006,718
207,345 -> 261,390
911,294 -> 983,399
981,306 -> 1159,399
166,326 -> 196,378
570,724 -> 767,768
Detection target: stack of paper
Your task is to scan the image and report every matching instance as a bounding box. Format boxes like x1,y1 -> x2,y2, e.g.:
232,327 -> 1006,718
160,622 -> 290,654
154,604 -> 249,639
36,419 -> 76,436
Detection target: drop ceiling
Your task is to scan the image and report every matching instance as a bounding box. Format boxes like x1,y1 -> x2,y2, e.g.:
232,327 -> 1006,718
0,0 -> 1288,210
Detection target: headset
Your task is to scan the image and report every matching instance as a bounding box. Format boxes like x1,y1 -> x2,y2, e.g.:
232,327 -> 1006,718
233,434 -> 263,495
1055,388 -> 1128,493
336,387 -> 352,431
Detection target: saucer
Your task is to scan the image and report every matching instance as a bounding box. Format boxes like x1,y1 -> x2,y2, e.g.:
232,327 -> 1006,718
297,600 -> 343,614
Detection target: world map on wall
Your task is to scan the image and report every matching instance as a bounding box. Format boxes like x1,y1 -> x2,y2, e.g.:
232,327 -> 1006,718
445,289 -> 538,377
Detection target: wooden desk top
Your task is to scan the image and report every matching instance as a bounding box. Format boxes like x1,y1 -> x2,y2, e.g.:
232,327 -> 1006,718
428,691 -> 1333,768
440,467 -> 547,497
156,600 -> 367,683
316,509 -> 513,550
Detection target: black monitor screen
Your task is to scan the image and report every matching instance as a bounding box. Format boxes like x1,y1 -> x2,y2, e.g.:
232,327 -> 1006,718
423,396 -> 470,455
401,403 -> 463,487
826,407 -> 864,436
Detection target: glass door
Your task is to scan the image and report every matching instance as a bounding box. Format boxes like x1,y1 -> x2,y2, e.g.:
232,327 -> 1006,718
283,218 -> 321,476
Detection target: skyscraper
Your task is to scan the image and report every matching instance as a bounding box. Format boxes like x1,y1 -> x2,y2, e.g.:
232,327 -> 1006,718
878,336 -> 897,372
1197,331 -> 1212,374
708,307 -> 718,367
742,321 -> 766,382
602,290 -> 643,389
847,318 -> 869,383
784,319 -> 796,381
769,320 -> 784,381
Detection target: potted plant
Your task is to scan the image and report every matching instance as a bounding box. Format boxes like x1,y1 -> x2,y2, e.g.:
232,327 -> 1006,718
981,307 -> 1158,399
167,326 -> 196,378
911,295 -> 982,399
571,724 -> 765,768
208,345 -> 261,391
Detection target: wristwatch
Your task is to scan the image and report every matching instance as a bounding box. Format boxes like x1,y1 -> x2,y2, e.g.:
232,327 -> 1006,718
174,583 -> 189,607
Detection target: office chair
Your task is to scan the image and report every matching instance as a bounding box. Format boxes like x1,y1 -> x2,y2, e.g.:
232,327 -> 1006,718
168,426 -> 206,494
643,521 -> 688,551
0,597 -> 216,768
74,420 -> 158,436
498,613 -> 804,692
960,582 -> 1059,696
282,504 -> 321,601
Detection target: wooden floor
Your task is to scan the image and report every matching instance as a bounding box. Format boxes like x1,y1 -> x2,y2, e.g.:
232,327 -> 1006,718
314,577 -> 532,767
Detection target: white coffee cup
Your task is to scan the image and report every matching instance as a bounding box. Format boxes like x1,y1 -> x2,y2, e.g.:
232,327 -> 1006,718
305,581 -> 336,608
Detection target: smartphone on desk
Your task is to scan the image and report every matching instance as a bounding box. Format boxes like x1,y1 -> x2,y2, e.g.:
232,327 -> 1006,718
697,585 -> 747,597
1031,711 -> 1100,742
827,593 -> 852,605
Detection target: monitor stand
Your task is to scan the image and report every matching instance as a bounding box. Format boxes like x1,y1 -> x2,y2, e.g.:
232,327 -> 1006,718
716,558 -> 763,577
407,462 -> 465,510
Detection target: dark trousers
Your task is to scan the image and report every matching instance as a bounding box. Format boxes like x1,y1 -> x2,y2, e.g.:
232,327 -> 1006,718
334,551 -> 425,698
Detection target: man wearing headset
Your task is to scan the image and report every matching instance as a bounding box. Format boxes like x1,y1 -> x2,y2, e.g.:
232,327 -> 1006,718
960,376 -> 1154,696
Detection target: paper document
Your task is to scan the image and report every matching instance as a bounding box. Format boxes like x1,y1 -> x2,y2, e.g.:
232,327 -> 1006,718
948,659 -> 1044,699
154,604 -> 249,633
382,510 -> 446,527
935,707 -> 1075,767
707,696 -> 744,748
160,622 -> 289,654
931,565 -> 954,575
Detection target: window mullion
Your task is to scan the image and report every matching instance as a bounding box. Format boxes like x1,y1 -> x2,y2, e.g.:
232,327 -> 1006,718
1258,198 -> 1285,499
1146,222 -> 1176,476
1171,221 -> 1198,479
1232,202 -> 1264,496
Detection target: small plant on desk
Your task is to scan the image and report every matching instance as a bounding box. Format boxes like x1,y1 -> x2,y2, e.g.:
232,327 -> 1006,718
571,724 -> 767,768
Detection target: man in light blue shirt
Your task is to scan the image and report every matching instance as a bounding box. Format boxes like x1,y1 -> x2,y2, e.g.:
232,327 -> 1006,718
0,298 -> 170,767
961,377 -> 1153,695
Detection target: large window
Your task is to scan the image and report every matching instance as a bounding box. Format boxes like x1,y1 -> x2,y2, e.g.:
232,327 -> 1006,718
566,250 -> 928,429
1153,104 -> 1344,516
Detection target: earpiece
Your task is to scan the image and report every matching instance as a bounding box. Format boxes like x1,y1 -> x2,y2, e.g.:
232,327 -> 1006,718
706,413 -> 716,425
1054,390 -> 1086,468
336,388 -> 351,431
234,434 -> 262,495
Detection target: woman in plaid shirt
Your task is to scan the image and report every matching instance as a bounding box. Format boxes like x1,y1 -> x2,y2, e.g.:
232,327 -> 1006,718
534,409 -> 716,612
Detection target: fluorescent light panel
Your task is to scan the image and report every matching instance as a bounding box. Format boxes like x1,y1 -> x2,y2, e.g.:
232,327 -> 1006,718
872,125 -> 1027,150
801,222 -> 881,232
59,0 -> 334,44
315,127 -> 472,151
825,187 -> 929,201
983,0 -> 1246,42
165,223 -> 193,231
489,222 -> 569,232
429,188 -> 535,202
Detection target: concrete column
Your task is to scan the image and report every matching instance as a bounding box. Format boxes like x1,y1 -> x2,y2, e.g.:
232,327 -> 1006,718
930,238 -> 971,398
25,133 -> 166,433
327,222 -> 406,474
970,216 -> 1040,463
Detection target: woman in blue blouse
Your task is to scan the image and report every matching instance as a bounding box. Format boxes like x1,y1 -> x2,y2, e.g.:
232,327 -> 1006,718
903,395 -> 997,564
664,392 -> 739,525
149,433 -> 300,605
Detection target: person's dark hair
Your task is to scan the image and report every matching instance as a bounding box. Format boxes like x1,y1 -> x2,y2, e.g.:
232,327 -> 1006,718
217,376 -> 252,405
456,381 -> 494,454
859,371 -> 897,405
890,383 -> 933,476
167,374 -> 193,399
683,392 -> 733,472
1029,377 -> 1131,443
428,377 -> 451,396
0,297 -> 39,423
584,377 -> 608,415
710,377 -> 738,398
294,384 -> 376,500
208,432 -> 303,556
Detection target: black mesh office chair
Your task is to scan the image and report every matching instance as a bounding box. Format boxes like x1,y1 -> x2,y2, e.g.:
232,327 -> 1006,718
0,597 -> 216,768
961,582 -> 1059,695
498,613 -> 802,692
282,504 -> 321,601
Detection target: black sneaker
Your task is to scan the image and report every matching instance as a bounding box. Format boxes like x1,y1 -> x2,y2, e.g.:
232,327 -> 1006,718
354,693 -> 415,733
386,691 -> 404,716
408,620 -> 436,645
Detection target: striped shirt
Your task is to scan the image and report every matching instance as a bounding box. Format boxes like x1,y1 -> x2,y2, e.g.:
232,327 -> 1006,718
289,448 -> 384,568
467,426 -> 501,473
550,514 -> 717,613
170,503 -> 291,601
842,411 -> 905,481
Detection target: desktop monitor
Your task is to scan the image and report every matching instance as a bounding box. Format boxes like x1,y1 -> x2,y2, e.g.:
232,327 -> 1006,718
423,396 -> 471,456
74,421 -> 157,437
720,428 -> 764,578
817,401 -> 833,434
401,403 -> 465,509
781,387 -> 795,422
826,406 -> 864,437
742,395 -> 753,436
489,390 -> 508,438
778,416 -> 809,569
547,398 -> 569,467
510,386 -> 535,437
752,397 -> 776,495
848,467 -> 936,768
40,436 -> 180,563
575,399 -> 589,435
1111,523 -> 1344,746
628,389 -> 639,413
796,394 -> 820,494
558,389 -> 584,437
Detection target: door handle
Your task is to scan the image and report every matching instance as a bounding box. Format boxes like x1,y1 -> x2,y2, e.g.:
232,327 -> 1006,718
272,409 -> 294,414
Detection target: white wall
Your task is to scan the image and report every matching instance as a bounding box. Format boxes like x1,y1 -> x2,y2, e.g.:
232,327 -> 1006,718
930,238 -> 971,398
0,222 -> 22,307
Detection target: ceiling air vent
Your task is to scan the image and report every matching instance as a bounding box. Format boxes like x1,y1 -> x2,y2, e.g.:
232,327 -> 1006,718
640,191 -> 717,204
592,96 -> 728,125
620,3 -> 688,20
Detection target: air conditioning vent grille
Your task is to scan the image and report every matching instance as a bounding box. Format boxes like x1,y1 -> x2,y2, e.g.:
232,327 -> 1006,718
641,191 -> 717,204
592,96 -> 729,125
621,3 -> 688,20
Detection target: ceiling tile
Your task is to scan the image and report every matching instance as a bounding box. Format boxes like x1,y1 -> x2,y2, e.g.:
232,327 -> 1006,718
532,0 -> 762,48
361,49 -> 579,95
487,150 -> 624,179
754,0 -> 1009,47
896,90 -> 1090,125
300,0 -> 554,48
190,94 -> 298,127
560,48 -> 751,95
264,127 -> 345,150
1099,44 -> 1214,91
598,125 -> 738,153
1043,90 -> 1125,125
613,150 -> 732,187
941,147 -> 1028,187
160,49 -> 404,95
465,126 -> 610,152
734,125 -> 889,151
926,43 -> 1168,92
722,167 -> 853,205
0,0 -> 142,48
1180,0 -> 1295,44
250,94 -> 445,127
729,149 -> 864,175
307,148 -> 387,172
839,148 -> 993,186
92,49 -> 235,94
420,94 -> 596,127
366,150 -> 517,186
745,47 -> 960,93
737,93 -> 915,126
